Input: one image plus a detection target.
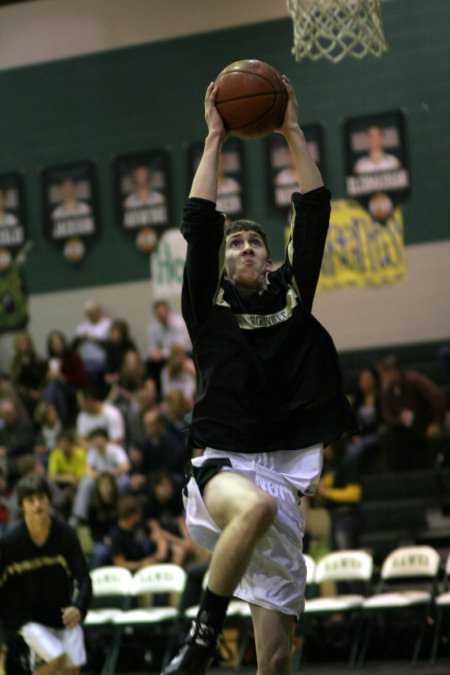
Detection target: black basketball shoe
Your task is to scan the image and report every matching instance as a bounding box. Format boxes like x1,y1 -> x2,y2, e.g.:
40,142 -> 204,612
160,611 -> 221,675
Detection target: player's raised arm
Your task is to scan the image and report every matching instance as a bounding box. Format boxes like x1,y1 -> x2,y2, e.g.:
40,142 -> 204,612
278,76 -> 324,194
189,82 -> 228,202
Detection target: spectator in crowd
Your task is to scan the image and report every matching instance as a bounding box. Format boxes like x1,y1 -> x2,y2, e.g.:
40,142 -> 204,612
110,495 -> 165,571
117,349 -> 146,395
34,401 -> 63,465
42,329 -> 86,426
71,427 -> 130,526
144,471 -> 197,567
377,354 -> 448,470
0,474 -> 92,675
48,430 -> 87,512
126,377 -> 159,449
316,442 -> 362,551
76,385 -> 125,447
134,409 -> 186,481
0,398 -> 36,486
106,349 -> 146,447
346,366 -> 382,472
104,319 -> 137,388
9,331 -> 47,417
146,299 -> 191,391
73,301 -> 112,387
162,389 -> 192,448
87,472 -> 120,568
0,467 -> 11,537
160,345 -> 196,406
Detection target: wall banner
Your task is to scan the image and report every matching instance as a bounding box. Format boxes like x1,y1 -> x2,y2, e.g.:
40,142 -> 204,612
344,111 -> 409,222
188,137 -> 245,218
316,199 -> 406,291
42,161 -> 98,264
114,149 -> 171,254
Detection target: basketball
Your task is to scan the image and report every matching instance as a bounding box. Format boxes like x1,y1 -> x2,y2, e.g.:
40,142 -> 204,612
214,59 -> 288,138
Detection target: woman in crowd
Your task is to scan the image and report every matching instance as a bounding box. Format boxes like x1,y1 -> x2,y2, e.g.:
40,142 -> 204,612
43,329 -> 86,426
87,472 -> 120,568
10,331 -> 47,417
160,345 -> 196,406
346,366 -> 382,472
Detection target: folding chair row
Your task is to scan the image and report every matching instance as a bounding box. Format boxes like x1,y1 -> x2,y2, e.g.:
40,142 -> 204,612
293,545 -> 445,669
430,551 -> 450,665
84,563 -> 187,674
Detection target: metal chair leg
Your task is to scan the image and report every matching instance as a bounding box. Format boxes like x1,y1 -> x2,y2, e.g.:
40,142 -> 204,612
101,625 -> 124,675
430,607 -> 443,665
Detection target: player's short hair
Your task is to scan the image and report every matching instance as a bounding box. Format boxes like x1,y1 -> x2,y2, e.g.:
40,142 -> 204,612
225,219 -> 271,258
17,474 -> 52,507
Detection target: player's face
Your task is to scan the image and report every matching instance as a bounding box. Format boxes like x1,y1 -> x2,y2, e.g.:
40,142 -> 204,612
224,230 -> 271,292
22,492 -> 50,519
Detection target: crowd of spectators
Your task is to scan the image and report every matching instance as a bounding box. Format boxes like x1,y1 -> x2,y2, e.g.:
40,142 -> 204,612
0,298 -> 449,572
0,298 -> 209,575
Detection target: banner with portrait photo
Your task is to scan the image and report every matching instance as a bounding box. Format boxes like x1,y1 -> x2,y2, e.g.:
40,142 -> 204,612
0,173 -> 29,332
316,199 -> 406,291
266,125 -> 325,211
188,137 -> 245,218
115,150 -> 170,254
42,162 -> 98,264
344,111 -> 410,222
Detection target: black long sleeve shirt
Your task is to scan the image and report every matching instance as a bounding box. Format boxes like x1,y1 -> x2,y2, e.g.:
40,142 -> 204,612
0,517 -> 92,632
181,187 -> 357,453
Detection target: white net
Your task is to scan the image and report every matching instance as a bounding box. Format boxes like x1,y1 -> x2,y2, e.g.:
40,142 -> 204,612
286,0 -> 388,63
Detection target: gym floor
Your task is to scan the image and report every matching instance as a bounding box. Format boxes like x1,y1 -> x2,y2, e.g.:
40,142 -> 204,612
120,659 -> 450,675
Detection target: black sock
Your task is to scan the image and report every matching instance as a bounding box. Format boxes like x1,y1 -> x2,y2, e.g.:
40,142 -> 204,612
197,587 -> 232,633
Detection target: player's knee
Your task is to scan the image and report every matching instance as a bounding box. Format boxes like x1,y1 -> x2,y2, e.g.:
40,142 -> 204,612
247,493 -> 277,532
258,646 -> 291,675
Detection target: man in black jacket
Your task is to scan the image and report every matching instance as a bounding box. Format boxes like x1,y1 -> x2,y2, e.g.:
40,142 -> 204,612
0,474 -> 92,674
162,77 -> 356,675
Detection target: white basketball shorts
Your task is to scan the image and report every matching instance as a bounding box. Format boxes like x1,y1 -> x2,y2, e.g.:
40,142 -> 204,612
184,444 -> 323,618
19,622 -> 87,667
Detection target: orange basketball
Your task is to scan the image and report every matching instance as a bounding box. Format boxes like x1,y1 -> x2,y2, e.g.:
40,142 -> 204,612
214,59 -> 288,138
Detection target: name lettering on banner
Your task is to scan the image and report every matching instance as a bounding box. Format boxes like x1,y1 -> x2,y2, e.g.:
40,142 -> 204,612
316,200 -> 406,291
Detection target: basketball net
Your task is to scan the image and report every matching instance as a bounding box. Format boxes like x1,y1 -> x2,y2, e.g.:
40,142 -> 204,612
286,0 -> 388,63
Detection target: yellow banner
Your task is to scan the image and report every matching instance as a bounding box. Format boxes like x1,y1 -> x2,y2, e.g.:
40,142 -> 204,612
316,199 -> 406,291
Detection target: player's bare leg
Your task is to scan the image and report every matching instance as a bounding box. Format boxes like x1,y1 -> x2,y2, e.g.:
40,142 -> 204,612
34,654 -> 66,674
161,472 -> 278,675
204,472 -> 278,594
251,604 -> 294,675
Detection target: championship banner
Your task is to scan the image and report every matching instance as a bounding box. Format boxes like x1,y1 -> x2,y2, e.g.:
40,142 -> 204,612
316,199 -> 406,291
115,150 -> 171,254
344,111 -> 409,222
266,126 -> 325,211
188,138 -> 245,218
42,161 -> 98,264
